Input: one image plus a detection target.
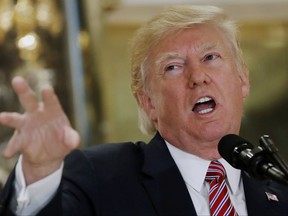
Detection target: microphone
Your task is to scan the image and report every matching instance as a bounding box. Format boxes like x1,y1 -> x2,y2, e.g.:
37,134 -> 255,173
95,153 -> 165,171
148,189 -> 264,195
218,134 -> 288,185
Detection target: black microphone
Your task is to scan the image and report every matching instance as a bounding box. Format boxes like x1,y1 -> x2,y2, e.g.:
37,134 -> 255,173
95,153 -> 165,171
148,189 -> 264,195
218,134 -> 288,185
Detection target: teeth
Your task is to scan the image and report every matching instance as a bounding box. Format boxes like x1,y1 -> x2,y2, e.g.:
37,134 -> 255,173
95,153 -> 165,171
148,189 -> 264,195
192,96 -> 215,114
198,108 -> 213,114
196,97 -> 212,104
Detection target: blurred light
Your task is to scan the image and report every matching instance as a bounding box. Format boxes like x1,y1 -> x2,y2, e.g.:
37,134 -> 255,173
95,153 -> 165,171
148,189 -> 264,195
17,33 -> 38,50
16,32 -> 41,61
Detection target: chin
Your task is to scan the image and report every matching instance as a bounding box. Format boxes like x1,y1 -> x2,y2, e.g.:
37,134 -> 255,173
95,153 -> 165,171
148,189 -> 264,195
198,130 -> 226,143
202,124 -> 240,141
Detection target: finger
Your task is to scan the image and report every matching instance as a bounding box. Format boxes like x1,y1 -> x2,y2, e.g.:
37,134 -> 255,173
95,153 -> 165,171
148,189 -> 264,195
2,131 -> 21,158
41,85 -> 62,111
0,112 -> 23,129
12,76 -> 39,112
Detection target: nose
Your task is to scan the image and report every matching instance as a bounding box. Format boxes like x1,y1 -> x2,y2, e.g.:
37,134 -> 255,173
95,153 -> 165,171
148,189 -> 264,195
188,65 -> 211,88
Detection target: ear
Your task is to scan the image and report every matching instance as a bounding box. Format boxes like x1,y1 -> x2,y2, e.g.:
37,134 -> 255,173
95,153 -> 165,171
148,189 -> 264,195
137,90 -> 157,121
239,68 -> 250,98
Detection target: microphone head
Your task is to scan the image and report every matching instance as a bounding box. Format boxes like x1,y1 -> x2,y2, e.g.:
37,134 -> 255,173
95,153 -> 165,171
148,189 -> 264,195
218,134 -> 254,168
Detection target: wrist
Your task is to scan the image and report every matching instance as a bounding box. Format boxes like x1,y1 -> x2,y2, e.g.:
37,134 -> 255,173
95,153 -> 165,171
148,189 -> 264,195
22,158 -> 63,186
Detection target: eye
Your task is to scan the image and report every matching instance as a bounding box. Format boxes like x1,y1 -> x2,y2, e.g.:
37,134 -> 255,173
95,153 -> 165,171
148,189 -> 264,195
162,63 -> 184,78
165,64 -> 180,72
203,54 -> 219,62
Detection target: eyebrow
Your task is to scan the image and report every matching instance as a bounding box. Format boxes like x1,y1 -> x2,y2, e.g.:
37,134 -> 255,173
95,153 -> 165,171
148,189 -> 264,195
153,42 -> 223,69
155,52 -> 184,67
156,42 -> 221,59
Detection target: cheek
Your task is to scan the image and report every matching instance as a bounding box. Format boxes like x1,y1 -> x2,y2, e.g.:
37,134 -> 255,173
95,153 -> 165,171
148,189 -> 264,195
151,86 -> 181,116
228,81 -> 246,111
149,75 -> 188,118
218,73 -> 243,105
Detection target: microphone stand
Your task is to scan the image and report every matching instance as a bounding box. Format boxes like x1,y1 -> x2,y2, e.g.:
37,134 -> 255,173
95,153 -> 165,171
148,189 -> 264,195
258,135 -> 288,184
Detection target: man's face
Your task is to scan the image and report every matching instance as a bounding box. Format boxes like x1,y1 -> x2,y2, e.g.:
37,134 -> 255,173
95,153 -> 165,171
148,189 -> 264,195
138,24 -> 250,160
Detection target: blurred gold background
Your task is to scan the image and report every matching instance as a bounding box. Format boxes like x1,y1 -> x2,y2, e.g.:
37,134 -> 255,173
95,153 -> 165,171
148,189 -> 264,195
0,0 -> 287,186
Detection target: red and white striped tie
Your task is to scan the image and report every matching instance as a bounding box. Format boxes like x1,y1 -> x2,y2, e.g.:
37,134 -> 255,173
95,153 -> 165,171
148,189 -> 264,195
205,161 -> 238,216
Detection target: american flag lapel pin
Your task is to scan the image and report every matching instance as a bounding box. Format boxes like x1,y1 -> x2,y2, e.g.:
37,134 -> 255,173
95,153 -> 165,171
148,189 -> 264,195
265,192 -> 279,202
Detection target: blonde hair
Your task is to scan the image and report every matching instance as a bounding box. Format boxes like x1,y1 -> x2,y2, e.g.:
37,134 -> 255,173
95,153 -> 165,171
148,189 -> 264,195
130,5 -> 246,136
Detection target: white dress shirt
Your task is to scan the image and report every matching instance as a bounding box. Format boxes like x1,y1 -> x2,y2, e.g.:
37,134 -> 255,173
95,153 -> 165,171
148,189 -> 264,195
13,155 -> 63,215
166,141 -> 248,215
13,142 -> 248,216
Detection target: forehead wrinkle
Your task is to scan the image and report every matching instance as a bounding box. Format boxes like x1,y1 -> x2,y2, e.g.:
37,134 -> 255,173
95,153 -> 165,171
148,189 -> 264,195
194,41 -> 222,53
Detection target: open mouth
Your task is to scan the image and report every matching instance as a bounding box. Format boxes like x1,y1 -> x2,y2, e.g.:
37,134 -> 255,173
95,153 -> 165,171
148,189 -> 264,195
192,96 -> 216,114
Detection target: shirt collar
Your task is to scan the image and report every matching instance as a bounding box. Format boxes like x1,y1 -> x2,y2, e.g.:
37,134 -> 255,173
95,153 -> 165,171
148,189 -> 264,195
165,141 -> 241,194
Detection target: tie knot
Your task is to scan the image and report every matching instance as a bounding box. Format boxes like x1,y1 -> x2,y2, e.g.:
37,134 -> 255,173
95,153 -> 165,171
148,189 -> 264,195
205,160 -> 226,183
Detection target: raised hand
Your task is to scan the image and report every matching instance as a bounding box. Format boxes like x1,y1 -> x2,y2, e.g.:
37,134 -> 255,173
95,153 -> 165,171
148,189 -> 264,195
0,76 -> 80,185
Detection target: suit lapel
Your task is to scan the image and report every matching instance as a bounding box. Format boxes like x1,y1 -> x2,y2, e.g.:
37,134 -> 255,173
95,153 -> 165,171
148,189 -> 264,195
140,133 -> 197,216
0,167 -> 15,216
242,171 -> 288,216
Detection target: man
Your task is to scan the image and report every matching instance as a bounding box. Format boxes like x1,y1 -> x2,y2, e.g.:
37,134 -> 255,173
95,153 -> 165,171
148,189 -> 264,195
0,5 -> 288,216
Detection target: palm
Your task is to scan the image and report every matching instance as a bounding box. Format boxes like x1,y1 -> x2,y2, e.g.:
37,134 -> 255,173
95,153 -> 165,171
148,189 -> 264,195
14,104 -> 73,163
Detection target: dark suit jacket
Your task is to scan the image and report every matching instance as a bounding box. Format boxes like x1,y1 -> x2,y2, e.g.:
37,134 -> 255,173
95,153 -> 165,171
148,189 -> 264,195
1,132 -> 288,215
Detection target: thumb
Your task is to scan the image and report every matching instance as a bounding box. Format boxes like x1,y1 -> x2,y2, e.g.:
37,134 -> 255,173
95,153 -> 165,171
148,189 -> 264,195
63,126 -> 80,150
2,133 -> 21,158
